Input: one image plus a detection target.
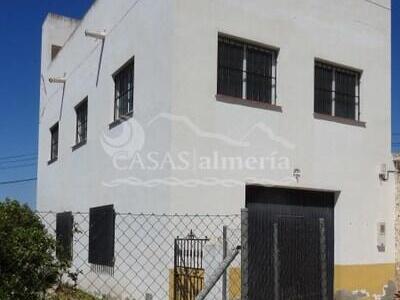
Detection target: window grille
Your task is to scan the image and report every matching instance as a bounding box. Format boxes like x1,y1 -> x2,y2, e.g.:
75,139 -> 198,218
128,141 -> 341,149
50,123 -> 59,162
314,61 -> 360,120
56,211 -> 74,262
75,99 -> 88,145
114,59 -> 134,121
88,205 -> 116,268
218,36 -> 277,104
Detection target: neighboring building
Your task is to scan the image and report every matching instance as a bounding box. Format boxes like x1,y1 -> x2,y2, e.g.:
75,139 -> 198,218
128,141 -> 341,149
37,0 -> 394,299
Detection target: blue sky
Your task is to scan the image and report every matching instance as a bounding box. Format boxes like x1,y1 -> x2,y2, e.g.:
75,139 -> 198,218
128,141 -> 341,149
0,1 -> 398,208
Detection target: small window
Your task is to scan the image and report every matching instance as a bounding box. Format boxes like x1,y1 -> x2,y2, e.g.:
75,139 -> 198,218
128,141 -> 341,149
49,123 -> 59,163
113,59 -> 134,121
56,212 -> 74,262
89,205 -> 115,269
74,99 -> 88,147
217,35 -> 277,104
51,45 -> 62,61
314,61 -> 361,121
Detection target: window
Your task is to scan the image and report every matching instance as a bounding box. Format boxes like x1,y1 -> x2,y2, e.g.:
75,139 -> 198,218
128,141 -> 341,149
314,61 -> 361,121
89,205 -> 115,269
51,45 -> 62,61
74,99 -> 88,147
114,59 -> 134,121
56,212 -> 73,262
49,123 -> 59,163
218,35 -> 277,104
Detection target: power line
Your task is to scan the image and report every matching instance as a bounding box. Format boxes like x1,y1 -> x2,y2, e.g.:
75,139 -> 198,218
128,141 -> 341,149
0,153 -> 37,161
0,163 -> 37,171
0,178 -> 37,185
363,0 -> 391,11
0,157 -> 37,165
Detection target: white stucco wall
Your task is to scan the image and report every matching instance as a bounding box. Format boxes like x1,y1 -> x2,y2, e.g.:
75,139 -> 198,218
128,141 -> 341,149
38,0 -> 393,279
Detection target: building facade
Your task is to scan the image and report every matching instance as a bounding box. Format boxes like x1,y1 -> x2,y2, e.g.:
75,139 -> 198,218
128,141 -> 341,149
38,0 -> 394,299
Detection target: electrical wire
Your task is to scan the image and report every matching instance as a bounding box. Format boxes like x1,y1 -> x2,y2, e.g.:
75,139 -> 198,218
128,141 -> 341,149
40,0 -> 145,120
0,178 -> 37,185
0,163 -> 37,171
0,153 -> 37,161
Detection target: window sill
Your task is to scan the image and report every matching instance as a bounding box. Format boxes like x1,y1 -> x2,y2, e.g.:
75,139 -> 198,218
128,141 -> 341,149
48,158 -> 58,165
313,113 -> 366,128
72,140 -> 87,152
109,112 -> 133,130
216,94 -> 282,112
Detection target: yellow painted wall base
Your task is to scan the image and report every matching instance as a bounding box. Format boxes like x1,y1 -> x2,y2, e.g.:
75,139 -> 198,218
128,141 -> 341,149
168,263 -> 396,299
334,263 -> 395,298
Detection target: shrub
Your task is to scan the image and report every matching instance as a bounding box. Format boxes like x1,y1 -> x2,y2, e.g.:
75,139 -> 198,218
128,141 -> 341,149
0,199 -> 60,299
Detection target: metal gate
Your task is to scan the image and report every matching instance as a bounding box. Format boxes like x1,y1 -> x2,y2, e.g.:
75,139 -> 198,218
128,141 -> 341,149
246,186 -> 334,300
174,231 -> 209,300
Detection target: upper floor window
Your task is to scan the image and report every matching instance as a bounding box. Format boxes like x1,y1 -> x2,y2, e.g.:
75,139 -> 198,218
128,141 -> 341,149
49,123 -> 59,163
113,59 -> 134,121
75,98 -> 88,147
314,61 -> 361,121
217,35 -> 277,104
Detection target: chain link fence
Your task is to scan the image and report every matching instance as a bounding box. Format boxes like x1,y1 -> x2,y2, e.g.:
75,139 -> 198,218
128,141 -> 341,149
37,211 -> 243,300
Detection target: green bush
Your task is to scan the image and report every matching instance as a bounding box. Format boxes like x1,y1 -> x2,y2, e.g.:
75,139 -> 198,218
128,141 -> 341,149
0,199 -> 60,299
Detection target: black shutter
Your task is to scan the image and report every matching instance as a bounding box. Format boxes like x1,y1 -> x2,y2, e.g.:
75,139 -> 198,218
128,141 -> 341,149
314,64 -> 333,115
246,47 -> 273,103
335,70 -> 356,119
88,205 -> 115,267
217,38 -> 244,98
56,212 -> 74,262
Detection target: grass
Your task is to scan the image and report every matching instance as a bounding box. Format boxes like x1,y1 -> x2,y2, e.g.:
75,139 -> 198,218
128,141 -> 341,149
47,285 -> 99,300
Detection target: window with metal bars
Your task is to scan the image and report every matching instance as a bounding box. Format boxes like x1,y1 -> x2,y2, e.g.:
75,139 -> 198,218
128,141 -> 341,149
49,123 -> 59,163
75,99 -> 88,146
218,35 -> 277,104
56,212 -> 74,262
314,61 -> 361,121
114,59 -> 134,121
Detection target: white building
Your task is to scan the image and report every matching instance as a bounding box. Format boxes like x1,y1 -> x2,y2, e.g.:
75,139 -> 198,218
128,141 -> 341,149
37,0 -> 394,299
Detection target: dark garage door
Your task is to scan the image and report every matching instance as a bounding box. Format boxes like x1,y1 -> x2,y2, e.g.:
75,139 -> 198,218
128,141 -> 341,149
246,186 -> 334,300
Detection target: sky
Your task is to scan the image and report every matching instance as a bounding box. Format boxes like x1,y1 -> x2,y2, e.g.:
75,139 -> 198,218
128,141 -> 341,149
0,0 -> 398,209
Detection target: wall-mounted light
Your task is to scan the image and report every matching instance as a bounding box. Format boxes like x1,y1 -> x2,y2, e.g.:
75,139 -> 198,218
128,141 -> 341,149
85,30 -> 106,40
293,168 -> 301,182
379,163 -> 398,181
48,76 -> 66,84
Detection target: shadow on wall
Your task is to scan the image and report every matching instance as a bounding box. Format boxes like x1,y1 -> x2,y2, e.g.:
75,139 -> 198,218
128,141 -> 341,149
334,280 -> 396,300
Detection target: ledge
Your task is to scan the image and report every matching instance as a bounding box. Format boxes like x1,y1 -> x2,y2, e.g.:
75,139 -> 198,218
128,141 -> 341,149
109,112 -> 133,130
47,158 -> 58,165
216,94 -> 282,112
313,113 -> 366,128
72,140 -> 87,152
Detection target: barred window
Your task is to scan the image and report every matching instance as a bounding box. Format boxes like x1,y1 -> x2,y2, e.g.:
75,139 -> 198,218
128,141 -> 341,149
218,36 -> 277,104
75,99 -> 88,146
49,123 -> 59,163
114,59 -> 134,121
314,61 -> 360,120
89,205 -> 115,268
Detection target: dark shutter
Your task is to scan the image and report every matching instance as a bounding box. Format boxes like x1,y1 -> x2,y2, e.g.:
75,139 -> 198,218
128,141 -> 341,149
217,38 -> 244,98
56,212 -> 73,262
335,70 -> 357,119
314,63 -> 333,115
246,47 -> 273,103
88,205 -> 115,267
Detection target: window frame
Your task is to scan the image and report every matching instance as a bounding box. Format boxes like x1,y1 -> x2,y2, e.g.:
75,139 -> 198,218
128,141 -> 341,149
216,34 -> 280,111
73,98 -> 88,150
314,60 -> 363,125
111,57 -> 135,127
49,122 -> 59,164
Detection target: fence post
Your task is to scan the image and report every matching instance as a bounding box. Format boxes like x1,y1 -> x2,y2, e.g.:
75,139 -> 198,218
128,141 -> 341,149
222,225 -> 228,300
241,208 -> 248,300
